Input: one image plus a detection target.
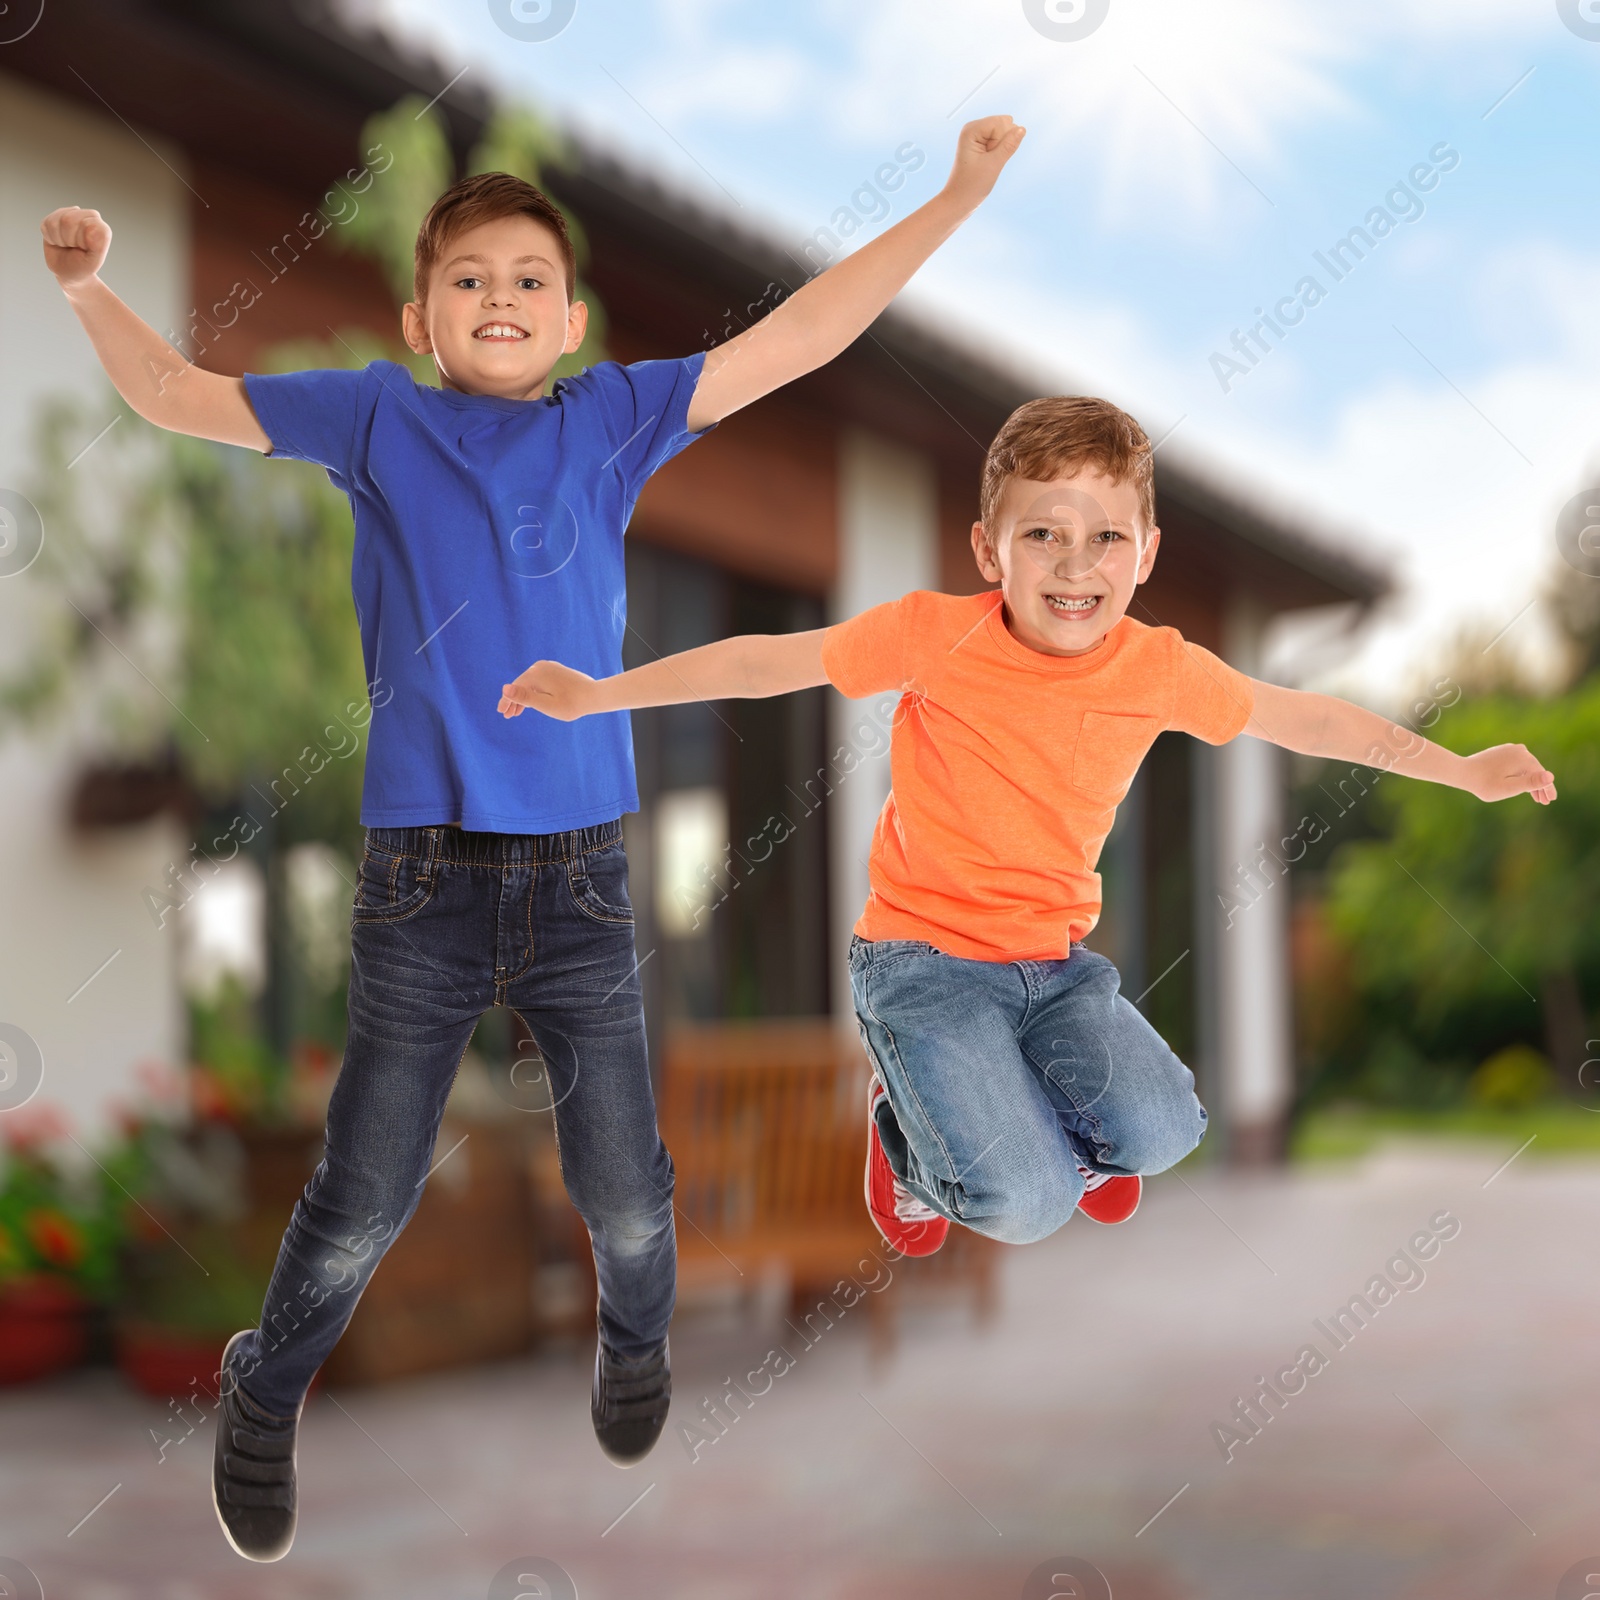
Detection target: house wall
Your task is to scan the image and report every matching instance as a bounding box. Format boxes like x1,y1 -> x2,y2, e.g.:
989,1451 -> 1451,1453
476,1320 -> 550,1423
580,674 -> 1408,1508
630,388 -> 838,596
0,70 -> 189,1142
185,154 -> 398,375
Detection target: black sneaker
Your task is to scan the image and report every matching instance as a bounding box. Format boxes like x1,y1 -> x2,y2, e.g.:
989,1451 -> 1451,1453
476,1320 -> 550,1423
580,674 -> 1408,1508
591,1336 -> 671,1466
211,1331 -> 301,1562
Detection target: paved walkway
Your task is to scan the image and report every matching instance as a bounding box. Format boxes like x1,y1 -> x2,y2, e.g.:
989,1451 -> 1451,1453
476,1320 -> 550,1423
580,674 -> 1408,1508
3,1142 -> 1599,1599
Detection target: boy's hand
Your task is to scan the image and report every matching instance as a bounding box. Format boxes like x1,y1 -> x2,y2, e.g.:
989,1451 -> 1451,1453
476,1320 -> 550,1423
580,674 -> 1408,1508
41,206 -> 112,288
943,115 -> 1026,212
1461,743 -> 1556,805
499,661 -> 599,721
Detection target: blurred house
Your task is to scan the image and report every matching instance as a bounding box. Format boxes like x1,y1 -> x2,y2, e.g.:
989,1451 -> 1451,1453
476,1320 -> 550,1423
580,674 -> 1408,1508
0,0 -> 1388,1161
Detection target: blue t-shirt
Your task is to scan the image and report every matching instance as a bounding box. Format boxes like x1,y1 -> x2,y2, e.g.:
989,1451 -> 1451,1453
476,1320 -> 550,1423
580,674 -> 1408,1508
242,354 -> 711,832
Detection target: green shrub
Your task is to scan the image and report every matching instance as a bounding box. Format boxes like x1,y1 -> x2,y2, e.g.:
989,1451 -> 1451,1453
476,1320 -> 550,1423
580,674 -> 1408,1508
1468,1043 -> 1555,1110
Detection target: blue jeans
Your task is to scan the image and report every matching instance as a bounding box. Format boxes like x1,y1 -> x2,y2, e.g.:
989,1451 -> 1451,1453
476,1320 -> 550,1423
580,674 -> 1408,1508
228,822 -> 675,1417
848,936 -> 1207,1245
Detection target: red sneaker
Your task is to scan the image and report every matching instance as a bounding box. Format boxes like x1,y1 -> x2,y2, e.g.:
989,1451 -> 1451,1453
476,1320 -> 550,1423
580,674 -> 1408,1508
865,1078 -> 949,1256
1076,1167 -> 1141,1224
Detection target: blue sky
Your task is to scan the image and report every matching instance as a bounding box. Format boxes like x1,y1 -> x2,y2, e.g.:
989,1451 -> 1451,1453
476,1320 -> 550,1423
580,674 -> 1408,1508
351,0 -> 1600,700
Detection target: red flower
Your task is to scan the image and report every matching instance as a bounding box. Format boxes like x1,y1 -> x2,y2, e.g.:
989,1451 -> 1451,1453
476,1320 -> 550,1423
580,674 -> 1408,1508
292,1039 -> 335,1078
26,1209 -> 86,1269
187,1067 -> 236,1124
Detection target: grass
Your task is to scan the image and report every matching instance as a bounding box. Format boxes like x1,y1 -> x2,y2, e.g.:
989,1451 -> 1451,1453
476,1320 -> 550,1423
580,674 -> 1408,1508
1291,1100 -> 1600,1162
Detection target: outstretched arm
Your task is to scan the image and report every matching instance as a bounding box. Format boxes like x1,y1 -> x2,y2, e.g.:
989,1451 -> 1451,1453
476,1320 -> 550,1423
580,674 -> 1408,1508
41,206 -> 270,451
500,629 -> 830,721
1245,680 -> 1556,804
684,115 -> 1025,432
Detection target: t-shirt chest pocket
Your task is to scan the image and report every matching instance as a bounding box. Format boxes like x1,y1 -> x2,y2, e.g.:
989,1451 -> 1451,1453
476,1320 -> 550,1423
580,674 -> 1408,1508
1072,711 -> 1162,800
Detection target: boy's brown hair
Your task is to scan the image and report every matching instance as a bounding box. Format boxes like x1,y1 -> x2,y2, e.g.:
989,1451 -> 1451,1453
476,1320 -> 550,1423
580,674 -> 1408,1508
980,396 -> 1155,534
412,172 -> 577,306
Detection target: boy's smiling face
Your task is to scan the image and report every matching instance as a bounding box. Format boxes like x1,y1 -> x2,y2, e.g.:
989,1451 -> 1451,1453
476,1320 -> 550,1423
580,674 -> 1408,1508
401,214 -> 587,400
971,466 -> 1160,657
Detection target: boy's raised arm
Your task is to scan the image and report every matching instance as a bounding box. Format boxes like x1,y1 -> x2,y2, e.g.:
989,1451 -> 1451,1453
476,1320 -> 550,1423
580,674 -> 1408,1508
499,628 -> 830,722
684,115 -> 1026,432
41,207 -> 270,452
1245,680 -> 1556,805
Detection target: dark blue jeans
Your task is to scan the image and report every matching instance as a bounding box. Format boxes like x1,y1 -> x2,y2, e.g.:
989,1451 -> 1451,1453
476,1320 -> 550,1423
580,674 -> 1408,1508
227,822 -> 675,1418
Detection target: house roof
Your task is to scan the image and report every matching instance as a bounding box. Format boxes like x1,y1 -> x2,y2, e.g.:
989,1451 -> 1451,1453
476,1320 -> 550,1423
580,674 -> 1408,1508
9,0 -> 1390,610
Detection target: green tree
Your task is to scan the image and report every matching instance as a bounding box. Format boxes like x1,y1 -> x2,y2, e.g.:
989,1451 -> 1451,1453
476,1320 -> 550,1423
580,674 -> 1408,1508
1324,682 -> 1600,1089
1,393 -> 369,858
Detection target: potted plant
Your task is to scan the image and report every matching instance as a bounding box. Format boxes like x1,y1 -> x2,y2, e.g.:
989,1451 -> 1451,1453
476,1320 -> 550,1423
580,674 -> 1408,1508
114,1217 -> 273,1401
0,1105 -> 123,1384
105,1076 -> 272,1401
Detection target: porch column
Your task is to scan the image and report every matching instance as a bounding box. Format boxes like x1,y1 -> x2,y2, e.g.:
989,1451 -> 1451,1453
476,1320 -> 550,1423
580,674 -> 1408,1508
1204,596 -> 1295,1163
827,429 -> 938,1023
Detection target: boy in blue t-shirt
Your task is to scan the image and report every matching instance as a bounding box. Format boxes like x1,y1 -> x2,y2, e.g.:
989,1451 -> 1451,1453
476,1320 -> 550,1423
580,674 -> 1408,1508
41,113 -> 1025,1562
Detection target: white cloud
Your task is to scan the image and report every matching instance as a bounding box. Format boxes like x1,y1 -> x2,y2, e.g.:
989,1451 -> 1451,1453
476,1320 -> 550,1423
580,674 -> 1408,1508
1469,237 -> 1600,366
1355,0 -> 1558,41
631,43 -> 813,124
624,0 -> 814,123
1192,332 -> 1600,701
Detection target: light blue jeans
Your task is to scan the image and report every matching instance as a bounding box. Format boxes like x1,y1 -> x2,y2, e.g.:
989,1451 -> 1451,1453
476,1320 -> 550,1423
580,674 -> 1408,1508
848,936 -> 1208,1245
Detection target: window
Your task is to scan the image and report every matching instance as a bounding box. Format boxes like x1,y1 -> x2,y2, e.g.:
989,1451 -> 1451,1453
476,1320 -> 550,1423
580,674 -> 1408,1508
624,544 -> 830,1068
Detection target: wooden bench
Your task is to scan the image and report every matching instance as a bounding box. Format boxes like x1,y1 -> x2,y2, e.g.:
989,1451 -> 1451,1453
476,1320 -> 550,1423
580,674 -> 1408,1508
657,1019 -> 1002,1354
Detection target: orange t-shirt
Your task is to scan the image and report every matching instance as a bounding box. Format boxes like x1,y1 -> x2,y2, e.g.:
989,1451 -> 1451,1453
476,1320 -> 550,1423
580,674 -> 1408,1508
820,590 -> 1255,962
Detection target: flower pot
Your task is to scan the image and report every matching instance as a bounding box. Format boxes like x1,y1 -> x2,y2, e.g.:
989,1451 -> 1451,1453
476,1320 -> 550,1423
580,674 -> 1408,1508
114,1319 -> 325,1406
0,1276 -> 91,1384
114,1319 -> 233,1400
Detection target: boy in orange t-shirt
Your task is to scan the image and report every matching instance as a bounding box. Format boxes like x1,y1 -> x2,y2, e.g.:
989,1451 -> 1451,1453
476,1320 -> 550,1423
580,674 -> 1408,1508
500,397 -> 1556,1257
